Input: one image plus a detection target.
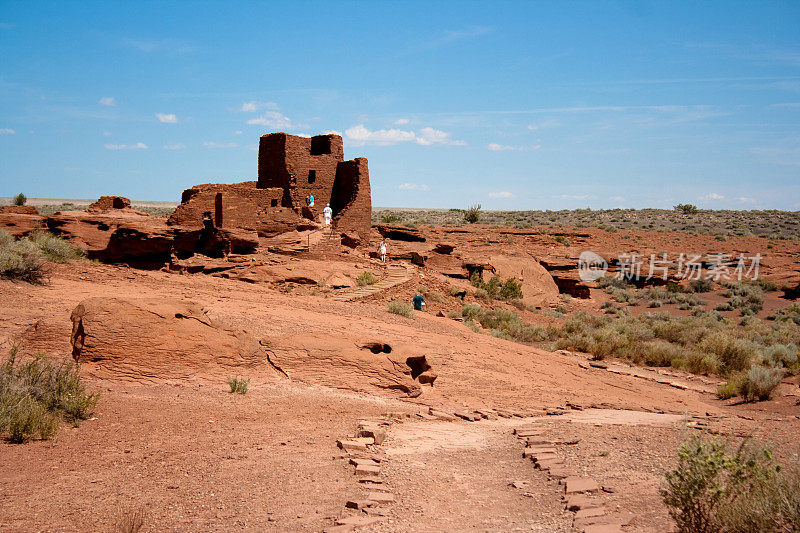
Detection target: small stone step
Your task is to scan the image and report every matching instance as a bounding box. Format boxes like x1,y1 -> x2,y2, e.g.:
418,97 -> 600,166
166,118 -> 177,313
565,476 -> 601,494
354,464 -> 381,476
366,492 -> 396,504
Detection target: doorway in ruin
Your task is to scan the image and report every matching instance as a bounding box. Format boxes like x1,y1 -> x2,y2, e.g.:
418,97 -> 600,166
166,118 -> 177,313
329,165 -> 359,220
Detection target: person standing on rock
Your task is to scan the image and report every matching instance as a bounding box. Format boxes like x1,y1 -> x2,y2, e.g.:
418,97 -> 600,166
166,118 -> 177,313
307,194 -> 315,208
412,293 -> 426,311
379,240 -> 387,263
323,203 -> 332,225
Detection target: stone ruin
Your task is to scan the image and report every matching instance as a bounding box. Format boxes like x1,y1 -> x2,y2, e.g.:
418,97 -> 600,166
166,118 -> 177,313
168,132 -> 371,242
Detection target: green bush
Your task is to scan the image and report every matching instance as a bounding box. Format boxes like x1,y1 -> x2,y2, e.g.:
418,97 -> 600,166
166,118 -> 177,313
13,193 -> 26,206
380,214 -> 401,223
387,300 -> 414,317
499,277 -> 523,300
0,349 -> 98,442
689,279 -> 714,293
357,271 -> 377,286
739,365 -> 783,402
27,231 -> 82,263
227,376 -> 249,394
0,236 -> 46,283
662,433 -> 799,533
464,204 -> 481,224
675,203 -> 699,215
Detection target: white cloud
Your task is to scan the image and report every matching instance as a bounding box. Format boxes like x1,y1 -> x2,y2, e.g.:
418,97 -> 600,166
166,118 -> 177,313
156,113 -> 178,123
324,130 -> 343,136
246,111 -> 292,129
163,142 -> 186,150
203,141 -> 238,148
345,124 -> 416,146
416,127 -> 465,146
398,183 -> 430,191
105,142 -> 147,150
487,142 -> 541,151
736,197 -> 756,204
98,97 -> 116,107
394,118 -> 410,125
345,124 -> 464,146
609,196 -> 626,202
234,130 -> 243,135
527,119 -> 560,130
240,101 -> 278,112
0,128 -> 15,135
489,191 -> 514,198
102,131 -> 112,137
700,192 -> 725,201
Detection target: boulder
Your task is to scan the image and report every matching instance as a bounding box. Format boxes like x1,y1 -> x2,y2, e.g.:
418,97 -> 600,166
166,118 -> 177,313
69,298 -> 268,381
376,224 -> 426,242
489,253 -> 561,308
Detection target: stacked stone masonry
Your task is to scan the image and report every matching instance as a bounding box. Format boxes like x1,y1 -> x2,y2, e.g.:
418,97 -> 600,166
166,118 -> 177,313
169,132 -> 371,242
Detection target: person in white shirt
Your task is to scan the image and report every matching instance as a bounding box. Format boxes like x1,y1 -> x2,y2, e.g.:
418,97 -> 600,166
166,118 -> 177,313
323,203 -> 332,225
379,240 -> 387,263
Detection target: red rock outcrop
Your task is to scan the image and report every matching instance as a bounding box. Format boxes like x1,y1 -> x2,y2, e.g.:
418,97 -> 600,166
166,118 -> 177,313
0,205 -> 39,215
70,297 -> 269,381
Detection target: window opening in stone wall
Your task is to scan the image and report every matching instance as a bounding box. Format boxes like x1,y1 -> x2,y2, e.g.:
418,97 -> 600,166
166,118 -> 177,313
308,170 -> 316,184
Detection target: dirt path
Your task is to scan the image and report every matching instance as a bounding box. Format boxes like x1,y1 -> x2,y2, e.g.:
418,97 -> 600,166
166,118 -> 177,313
371,418 -> 573,532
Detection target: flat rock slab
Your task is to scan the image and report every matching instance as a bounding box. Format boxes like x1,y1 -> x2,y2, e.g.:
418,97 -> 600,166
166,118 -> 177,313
357,428 -> 386,445
366,492 -> 396,504
534,458 -> 565,471
548,467 -> 577,480
566,494 -> 603,511
337,440 -> 368,452
565,476 -> 601,494
574,507 -> 606,520
429,409 -> 458,421
349,458 -> 380,467
354,465 -> 381,476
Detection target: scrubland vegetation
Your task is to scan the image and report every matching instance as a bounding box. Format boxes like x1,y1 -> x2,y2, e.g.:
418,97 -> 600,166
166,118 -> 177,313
373,208 -> 800,239
0,348 -> 98,443
662,433 -> 800,533
0,229 -> 82,283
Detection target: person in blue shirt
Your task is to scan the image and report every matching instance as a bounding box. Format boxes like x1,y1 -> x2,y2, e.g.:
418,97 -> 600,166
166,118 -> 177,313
412,293 -> 426,311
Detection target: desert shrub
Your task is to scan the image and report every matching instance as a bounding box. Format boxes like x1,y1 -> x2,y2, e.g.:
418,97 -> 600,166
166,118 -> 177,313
750,277 -> 779,292
739,365 -> 784,402
460,304 -> 550,343
553,235 -> 571,246
464,320 -> 481,333
13,193 -> 26,206
716,376 -> 743,400
227,376 -> 249,394
762,343 -> 798,371
0,350 -> 98,442
666,282 -> 686,293
387,300 -> 414,317
357,271 -> 377,286
674,203 -> 699,214
609,287 -> 637,304
698,332 -> 757,374
27,231 -> 82,263
464,204 -> 481,224
689,279 -> 714,293
0,236 -> 46,283
770,303 -> 800,325
499,277 -> 523,300
721,281 -> 765,315
662,433 -> 798,533
380,214 -> 401,223
509,298 -> 526,311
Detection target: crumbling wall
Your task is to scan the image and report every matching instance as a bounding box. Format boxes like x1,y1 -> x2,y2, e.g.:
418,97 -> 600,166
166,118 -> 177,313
331,157 -> 371,241
168,182 -> 283,231
88,196 -> 131,212
257,133 -> 344,213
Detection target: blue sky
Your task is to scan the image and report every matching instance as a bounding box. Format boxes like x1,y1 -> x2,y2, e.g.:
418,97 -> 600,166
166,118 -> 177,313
1,1 -> 799,209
